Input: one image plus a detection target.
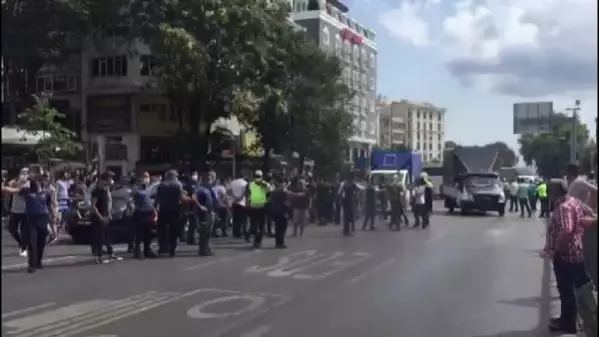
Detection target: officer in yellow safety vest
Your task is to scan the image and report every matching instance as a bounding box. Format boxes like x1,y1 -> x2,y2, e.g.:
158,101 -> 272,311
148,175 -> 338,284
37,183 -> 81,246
536,180 -> 548,217
245,170 -> 272,249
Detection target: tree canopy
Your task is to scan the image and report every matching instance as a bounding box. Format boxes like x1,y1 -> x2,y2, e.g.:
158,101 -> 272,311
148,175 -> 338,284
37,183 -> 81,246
17,94 -> 82,161
4,0 -> 356,174
518,113 -> 591,178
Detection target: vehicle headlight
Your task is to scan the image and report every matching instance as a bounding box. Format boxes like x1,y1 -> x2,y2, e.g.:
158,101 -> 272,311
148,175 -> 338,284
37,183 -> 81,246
498,193 -> 506,203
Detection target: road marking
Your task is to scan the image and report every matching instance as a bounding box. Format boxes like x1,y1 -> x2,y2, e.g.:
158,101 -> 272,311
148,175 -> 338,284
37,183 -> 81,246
267,252 -> 345,278
346,258 -> 397,285
184,251 -> 261,271
187,295 -> 266,319
2,303 -> 56,320
245,250 -> 321,274
209,296 -> 290,337
240,325 -> 272,337
4,289 -> 209,337
2,256 -> 77,271
293,252 -> 372,280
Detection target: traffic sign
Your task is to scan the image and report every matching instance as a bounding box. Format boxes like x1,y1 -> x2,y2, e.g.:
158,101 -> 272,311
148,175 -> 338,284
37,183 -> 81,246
513,101 -> 553,135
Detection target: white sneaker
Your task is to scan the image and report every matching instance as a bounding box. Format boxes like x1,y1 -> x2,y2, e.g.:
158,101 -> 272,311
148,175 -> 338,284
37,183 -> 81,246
19,250 -> 27,257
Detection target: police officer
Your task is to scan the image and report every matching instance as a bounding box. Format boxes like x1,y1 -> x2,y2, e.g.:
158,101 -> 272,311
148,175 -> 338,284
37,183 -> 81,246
155,170 -> 187,257
246,170 -> 271,249
131,173 -> 156,259
338,173 -> 358,236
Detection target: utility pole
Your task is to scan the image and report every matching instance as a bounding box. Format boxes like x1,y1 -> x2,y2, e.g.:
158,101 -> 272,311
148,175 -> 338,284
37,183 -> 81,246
566,99 -> 581,163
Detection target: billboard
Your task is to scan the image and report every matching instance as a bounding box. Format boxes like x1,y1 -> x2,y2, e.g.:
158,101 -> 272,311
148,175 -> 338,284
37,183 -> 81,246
513,102 -> 553,134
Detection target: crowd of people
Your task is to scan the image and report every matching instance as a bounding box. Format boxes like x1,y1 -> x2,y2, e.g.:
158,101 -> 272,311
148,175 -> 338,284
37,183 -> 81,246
1,166 -> 435,274
1,160 -> 597,335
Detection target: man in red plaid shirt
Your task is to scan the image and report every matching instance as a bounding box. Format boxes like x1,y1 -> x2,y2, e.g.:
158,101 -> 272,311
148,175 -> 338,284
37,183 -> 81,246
542,178 -> 595,334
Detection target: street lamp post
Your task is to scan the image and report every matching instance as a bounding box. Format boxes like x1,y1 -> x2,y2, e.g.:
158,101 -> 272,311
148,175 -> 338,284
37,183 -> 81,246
565,99 -> 581,163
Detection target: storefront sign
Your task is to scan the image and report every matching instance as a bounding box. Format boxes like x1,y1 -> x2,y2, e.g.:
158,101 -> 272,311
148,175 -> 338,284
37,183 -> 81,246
340,28 -> 363,45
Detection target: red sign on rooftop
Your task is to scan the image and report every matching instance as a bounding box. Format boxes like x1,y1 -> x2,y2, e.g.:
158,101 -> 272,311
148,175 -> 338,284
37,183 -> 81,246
340,28 -> 363,45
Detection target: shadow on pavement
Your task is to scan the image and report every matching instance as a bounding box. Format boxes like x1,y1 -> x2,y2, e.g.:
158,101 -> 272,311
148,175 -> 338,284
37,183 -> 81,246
483,255 -> 554,337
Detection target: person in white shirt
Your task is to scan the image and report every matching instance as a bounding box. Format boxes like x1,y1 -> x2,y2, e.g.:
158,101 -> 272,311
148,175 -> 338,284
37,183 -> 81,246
566,163 -> 597,213
228,174 -> 248,238
412,177 -> 429,228
8,168 -> 30,256
508,179 -> 520,212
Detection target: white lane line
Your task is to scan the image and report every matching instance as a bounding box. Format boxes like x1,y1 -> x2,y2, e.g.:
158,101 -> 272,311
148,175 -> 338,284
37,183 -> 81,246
2,256 -> 77,271
240,325 -> 272,337
184,251 -> 261,271
346,258 -> 397,285
2,303 -> 56,319
11,289 -> 209,337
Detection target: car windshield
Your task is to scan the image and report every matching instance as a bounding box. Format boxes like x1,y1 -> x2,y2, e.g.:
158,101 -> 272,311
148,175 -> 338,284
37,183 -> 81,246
370,172 -> 406,186
463,175 -> 500,186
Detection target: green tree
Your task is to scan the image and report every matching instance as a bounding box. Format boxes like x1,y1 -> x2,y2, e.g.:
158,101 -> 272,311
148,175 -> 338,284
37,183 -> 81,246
2,0 -> 124,115
17,94 -> 82,160
129,0 -> 277,165
518,113 -> 590,178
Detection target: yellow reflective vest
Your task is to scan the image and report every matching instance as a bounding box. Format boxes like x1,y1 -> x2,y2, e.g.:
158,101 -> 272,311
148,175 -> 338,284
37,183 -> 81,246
248,181 -> 268,207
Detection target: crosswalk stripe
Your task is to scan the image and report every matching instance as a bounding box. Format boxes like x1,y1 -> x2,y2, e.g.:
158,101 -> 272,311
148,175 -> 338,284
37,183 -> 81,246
10,292 -> 160,337
28,293 -> 180,337
2,303 -> 56,320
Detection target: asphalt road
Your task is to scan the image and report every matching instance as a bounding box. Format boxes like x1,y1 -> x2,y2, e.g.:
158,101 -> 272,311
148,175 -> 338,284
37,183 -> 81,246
1,208 -> 569,337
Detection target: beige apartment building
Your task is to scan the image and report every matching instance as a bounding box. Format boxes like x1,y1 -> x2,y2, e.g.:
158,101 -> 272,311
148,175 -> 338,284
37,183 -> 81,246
378,99 -> 446,163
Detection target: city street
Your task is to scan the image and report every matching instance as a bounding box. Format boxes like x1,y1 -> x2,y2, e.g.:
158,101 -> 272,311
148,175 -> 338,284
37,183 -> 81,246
2,208 -> 565,337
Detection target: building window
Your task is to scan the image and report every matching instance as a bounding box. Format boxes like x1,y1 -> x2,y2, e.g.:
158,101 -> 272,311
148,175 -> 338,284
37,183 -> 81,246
361,97 -> 367,112
416,142 -> 421,150
361,74 -> 366,90
368,78 -> 375,91
369,52 -> 375,68
370,100 -> 375,113
322,27 -> 330,46
91,56 -> 128,77
361,49 -> 367,68
140,103 -> 168,122
344,40 -> 351,60
353,70 -> 359,85
353,45 -> 359,65
335,35 -> 342,57
36,73 -> 79,93
140,55 -> 156,76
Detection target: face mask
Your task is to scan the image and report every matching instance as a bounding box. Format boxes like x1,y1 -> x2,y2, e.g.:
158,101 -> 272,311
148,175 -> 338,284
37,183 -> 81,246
109,179 -> 114,186
191,175 -> 198,181
142,178 -> 150,185
19,174 -> 28,181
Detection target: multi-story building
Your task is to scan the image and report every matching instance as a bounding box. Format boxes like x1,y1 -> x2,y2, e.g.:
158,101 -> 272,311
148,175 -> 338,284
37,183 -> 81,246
376,99 -> 446,163
291,0 -> 378,163
404,100 -> 446,163
377,99 -> 408,149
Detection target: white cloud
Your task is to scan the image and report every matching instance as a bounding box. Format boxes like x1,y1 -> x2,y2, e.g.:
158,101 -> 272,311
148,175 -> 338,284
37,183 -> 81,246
378,0 -> 598,98
378,2 -> 430,46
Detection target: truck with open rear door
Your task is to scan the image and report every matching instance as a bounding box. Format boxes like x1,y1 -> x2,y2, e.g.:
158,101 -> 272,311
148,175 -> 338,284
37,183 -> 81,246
441,146 -> 506,216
